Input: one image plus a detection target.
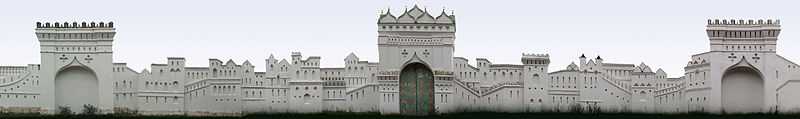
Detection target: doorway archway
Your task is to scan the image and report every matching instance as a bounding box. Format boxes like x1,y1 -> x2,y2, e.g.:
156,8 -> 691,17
721,66 -> 764,113
55,66 -> 99,113
398,63 -> 435,115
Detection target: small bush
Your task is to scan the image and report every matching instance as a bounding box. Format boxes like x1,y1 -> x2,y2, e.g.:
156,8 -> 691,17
57,106 -> 72,115
569,103 -> 583,113
81,104 -> 99,115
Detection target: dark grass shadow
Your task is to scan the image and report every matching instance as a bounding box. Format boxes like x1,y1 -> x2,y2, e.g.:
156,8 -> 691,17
3,111 -> 800,119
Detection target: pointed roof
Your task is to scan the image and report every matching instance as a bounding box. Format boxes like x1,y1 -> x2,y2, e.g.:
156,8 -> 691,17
435,10 -> 454,23
656,68 -> 666,76
580,54 -> 587,58
397,11 -> 416,23
596,56 -> 602,60
242,60 -> 252,65
567,62 -> 579,70
378,8 -> 397,23
278,59 -> 289,65
406,5 -> 425,18
345,52 -> 359,61
381,5 -> 453,24
636,62 -> 652,72
226,59 -> 236,66
416,10 -> 436,23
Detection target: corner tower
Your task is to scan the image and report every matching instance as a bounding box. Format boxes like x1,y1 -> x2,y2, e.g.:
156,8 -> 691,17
376,5 -> 456,115
35,21 -> 116,114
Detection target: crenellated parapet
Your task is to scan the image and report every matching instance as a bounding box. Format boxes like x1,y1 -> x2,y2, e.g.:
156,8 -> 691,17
522,53 -> 549,58
35,21 -> 114,28
707,19 -> 780,25
705,18 -> 781,52
522,53 -> 550,65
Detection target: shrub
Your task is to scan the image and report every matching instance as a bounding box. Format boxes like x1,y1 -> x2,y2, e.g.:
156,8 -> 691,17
57,106 -> 72,115
81,104 -> 99,115
568,103 -> 583,113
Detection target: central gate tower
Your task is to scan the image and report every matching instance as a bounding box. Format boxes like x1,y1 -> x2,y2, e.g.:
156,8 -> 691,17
35,21 -> 116,114
376,5 -> 456,115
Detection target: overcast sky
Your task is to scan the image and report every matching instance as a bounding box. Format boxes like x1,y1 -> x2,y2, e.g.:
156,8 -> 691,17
1,0 -> 798,77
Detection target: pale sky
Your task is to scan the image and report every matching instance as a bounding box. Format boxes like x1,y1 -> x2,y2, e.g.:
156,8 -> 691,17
0,0 -> 798,77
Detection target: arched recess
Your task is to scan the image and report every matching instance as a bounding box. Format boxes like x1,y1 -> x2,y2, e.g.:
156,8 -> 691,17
55,66 -> 99,113
303,93 -> 312,104
398,62 -> 435,116
721,58 -> 764,113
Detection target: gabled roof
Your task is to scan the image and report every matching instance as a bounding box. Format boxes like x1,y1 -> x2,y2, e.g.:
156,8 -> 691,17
225,59 -> 237,66
278,59 -> 289,65
635,62 -> 652,72
242,60 -> 252,66
656,68 -> 666,76
345,52 -> 358,61
567,62 -> 579,70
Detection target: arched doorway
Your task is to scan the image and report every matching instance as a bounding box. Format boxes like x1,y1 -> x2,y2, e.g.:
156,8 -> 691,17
399,63 -> 435,115
55,66 -> 99,113
721,66 -> 764,113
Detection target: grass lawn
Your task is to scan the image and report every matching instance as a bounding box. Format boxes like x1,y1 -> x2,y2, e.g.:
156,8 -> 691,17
2,112 -> 800,119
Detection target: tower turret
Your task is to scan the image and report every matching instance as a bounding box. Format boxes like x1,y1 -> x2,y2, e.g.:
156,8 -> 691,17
595,56 -> 603,64
522,53 -> 550,72
579,54 -> 587,67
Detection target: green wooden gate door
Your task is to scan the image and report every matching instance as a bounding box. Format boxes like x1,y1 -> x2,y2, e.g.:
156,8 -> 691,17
399,63 -> 435,115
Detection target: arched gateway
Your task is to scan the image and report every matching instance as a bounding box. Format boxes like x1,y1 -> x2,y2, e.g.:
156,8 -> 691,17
399,63 -> 435,115
55,66 -> 99,113
721,66 -> 764,113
